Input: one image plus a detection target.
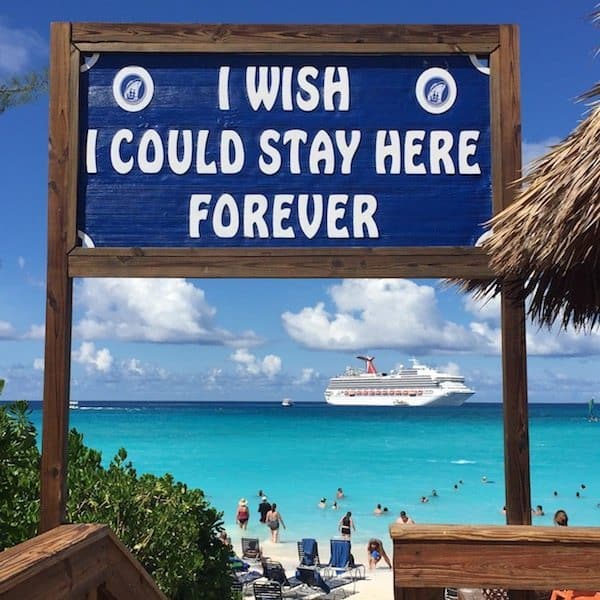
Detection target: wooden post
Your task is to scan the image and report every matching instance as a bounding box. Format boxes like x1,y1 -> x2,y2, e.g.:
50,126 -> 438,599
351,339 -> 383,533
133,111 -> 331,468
491,25 -> 530,528
491,24 -> 531,600
40,22 -> 78,533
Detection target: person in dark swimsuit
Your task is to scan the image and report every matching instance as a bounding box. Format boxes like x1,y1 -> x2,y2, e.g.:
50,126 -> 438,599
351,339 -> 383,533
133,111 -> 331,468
338,511 -> 355,539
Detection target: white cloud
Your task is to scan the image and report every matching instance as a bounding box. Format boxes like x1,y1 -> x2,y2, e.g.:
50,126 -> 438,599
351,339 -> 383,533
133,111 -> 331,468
74,278 -> 259,345
0,20 -> 46,75
522,137 -> 561,173
464,292 -> 600,356
231,348 -> 282,379
23,324 -> 45,340
33,358 -> 44,371
293,367 -> 320,385
123,358 -> 144,375
282,279 -> 476,353
0,321 -> 16,339
18,256 -> 25,269
73,341 -> 113,373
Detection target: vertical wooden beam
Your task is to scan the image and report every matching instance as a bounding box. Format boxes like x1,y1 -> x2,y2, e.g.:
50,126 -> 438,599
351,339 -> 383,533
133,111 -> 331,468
491,25 -> 531,525
491,31 -> 531,600
40,22 -> 78,533
491,24 -> 530,530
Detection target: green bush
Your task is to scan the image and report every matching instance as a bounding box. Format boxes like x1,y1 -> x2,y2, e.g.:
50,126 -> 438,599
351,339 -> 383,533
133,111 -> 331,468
0,401 -> 236,599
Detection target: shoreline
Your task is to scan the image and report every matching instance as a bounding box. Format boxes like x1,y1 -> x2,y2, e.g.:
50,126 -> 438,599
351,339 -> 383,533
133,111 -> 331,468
229,528 -> 394,599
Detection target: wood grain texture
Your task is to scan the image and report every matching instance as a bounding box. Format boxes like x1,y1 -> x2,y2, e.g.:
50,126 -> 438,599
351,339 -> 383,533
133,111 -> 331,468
71,23 -> 500,52
40,22 -> 76,534
390,525 -> 600,590
67,248 -> 493,279
491,25 -> 530,527
0,524 -> 165,600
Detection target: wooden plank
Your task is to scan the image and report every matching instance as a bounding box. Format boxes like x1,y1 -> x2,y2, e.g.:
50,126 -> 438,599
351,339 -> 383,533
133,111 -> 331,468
103,531 -> 166,600
40,22 -> 77,534
390,525 -> 600,590
0,525 -> 108,596
67,248 -> 493,279
490,25 -> 530,528
71,23 -> 500,52
0,524 -> 165,600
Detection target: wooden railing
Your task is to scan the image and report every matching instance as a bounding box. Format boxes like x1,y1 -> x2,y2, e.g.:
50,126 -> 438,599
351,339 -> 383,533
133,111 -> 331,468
390,524 -> 600,600
0,523 -> 166,599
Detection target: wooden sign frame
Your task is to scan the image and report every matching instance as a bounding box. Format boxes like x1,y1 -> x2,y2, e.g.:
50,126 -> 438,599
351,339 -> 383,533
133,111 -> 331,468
42,23 -> 527,536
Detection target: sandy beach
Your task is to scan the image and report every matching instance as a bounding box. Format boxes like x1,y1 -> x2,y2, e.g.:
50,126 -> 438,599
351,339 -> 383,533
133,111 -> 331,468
229,529 -> 394,599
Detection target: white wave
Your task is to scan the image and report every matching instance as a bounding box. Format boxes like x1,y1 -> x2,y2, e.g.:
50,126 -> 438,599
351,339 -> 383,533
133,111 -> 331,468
451,459 -> 476,464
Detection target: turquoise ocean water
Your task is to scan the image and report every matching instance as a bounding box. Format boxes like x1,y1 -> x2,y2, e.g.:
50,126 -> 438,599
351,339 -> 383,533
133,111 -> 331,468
29,402 -> 600,545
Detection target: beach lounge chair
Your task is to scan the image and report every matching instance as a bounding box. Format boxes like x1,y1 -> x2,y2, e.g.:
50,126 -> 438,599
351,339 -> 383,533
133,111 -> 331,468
253,581 -> 283,600
297,538 -> 327,568
445,588 -> 459,600
261,559 -> 303,594
242,537 -> 262,561
325,539 -> 365,581
236,569 -> 264,594
295,565 -> 353,597
550,592 -> 600,600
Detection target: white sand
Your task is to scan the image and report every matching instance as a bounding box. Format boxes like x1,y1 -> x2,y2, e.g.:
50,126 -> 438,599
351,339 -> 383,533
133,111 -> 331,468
230,529 -> 394,599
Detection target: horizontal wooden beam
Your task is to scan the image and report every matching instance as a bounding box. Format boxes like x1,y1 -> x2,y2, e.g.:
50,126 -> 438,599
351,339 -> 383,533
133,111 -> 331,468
68,247 -> 492,279
71,23 -> 500,53
391,524 -> 600,590
0,524 -> 166,600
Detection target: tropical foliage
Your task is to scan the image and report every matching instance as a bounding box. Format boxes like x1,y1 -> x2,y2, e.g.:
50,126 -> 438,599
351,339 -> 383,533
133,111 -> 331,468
0,401 -> 236,599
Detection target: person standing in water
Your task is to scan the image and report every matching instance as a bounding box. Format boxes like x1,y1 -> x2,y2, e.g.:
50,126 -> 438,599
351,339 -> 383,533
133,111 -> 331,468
265,502 -> 286,542
339,511 -> 355,539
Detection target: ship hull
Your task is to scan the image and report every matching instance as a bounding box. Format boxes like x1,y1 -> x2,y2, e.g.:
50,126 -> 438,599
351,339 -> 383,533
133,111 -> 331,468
325,388 -> 473,407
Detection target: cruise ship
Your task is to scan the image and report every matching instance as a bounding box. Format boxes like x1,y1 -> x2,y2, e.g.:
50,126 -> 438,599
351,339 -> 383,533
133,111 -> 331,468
324,356 -> 474,407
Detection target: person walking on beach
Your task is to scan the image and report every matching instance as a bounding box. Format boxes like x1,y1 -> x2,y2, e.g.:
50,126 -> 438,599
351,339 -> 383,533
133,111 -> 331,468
266,502 -> 286,542
396,510 -> 415,524
236,498 -> 250,530
258,495 -> 271,523
367,538 -> 392,569
339,511 -> 355,539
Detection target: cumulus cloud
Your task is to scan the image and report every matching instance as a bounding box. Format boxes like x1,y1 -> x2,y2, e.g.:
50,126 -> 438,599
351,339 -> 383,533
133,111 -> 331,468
293,367 -> 320,385
0,321 -> 16,339
464,292 -> 600,356
282,279 -> 476,353
0,20 -> 46,75
23,324 -> 45,340
231,348 -> 282,379
74,278 -> 260,346
33,358 -> 44,371
73,341 -> 113,373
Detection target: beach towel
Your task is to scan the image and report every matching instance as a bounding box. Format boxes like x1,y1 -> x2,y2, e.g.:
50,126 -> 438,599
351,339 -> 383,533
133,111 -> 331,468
296,566 -> 330,594
330,539 -> 351,568
301,538 -> 317,566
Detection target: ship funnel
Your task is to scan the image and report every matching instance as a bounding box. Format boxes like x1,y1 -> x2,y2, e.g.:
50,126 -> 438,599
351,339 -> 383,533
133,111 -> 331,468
357,355 -> 377,374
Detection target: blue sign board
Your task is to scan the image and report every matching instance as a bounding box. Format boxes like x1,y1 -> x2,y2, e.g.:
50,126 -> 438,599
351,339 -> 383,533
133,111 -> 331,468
78,53 -> 491,248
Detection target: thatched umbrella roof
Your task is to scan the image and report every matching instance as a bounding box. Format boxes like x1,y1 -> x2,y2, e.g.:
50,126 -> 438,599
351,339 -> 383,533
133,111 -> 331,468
459,81 -> 600,331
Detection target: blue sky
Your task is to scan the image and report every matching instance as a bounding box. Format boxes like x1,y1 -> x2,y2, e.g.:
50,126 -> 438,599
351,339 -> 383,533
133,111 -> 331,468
1,1 -> 598,403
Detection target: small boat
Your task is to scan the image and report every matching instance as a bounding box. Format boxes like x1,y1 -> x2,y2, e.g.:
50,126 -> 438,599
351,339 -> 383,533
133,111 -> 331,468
281,398 -> 293,407
69,400 -> 79,409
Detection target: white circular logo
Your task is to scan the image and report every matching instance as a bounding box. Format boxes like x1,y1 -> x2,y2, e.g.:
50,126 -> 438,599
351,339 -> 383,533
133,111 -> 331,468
112,66 -> 154,112
415,67 -> 457,115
